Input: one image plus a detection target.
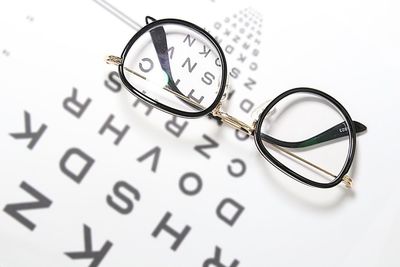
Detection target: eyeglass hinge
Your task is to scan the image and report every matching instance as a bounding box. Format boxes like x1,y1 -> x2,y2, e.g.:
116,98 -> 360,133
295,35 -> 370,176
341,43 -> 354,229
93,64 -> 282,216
106,55 -> 122,66
342,174 -> 353,189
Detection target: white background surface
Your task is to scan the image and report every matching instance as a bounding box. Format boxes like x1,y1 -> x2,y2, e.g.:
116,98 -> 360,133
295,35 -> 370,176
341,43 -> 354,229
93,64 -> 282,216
1,0 -> 399,266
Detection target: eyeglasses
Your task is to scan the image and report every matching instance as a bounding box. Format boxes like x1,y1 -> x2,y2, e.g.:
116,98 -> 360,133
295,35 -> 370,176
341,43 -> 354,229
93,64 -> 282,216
106,16 -> 367,189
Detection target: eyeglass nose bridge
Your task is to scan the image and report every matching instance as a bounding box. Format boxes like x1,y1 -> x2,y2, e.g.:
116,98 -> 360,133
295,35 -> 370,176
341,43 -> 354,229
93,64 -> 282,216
212,78 -> 279,136
211,103 -> 255,136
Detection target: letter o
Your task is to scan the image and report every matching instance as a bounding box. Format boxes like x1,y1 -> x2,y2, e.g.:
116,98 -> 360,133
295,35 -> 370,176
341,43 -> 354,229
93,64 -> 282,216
179,172 -> 203,196
139,58 -> 154,73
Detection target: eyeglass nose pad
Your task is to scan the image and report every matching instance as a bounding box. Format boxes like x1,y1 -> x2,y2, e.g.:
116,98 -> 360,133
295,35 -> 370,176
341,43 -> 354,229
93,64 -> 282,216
251,99 -> 276,121
217,76 -> 231,102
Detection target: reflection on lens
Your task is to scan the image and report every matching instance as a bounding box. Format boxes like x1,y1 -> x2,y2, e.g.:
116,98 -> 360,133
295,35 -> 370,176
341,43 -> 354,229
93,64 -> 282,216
259,92 -> 351,184
122,21 -> 224,114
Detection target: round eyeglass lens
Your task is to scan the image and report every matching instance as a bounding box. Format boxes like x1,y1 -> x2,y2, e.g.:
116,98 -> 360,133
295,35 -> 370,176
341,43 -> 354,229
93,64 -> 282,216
122,21 -> 225,115
258,92 -> 352,184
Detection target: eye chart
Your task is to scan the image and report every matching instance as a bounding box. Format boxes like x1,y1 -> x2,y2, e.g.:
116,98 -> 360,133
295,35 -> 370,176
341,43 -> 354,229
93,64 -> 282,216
1,0 -> 400,266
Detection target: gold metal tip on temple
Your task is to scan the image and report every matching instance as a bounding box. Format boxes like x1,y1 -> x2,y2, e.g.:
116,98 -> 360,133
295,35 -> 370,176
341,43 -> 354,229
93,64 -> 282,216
106,55 -> 122,65
342,174 -> 353,189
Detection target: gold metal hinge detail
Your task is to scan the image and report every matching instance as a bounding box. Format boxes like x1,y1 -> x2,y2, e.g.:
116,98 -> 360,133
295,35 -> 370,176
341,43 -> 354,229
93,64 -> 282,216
106,55 -> 122,66
342,174 -> 353,189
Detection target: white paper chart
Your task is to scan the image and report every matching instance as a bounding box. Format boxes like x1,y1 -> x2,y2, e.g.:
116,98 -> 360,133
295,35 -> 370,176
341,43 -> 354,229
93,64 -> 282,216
1,0 -> 400,266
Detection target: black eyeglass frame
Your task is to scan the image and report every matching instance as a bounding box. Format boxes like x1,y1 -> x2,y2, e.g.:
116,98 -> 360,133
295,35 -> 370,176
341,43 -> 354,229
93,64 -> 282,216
254,87 -> 357,188
118,17 -> 228,119
107,16 -> 365,189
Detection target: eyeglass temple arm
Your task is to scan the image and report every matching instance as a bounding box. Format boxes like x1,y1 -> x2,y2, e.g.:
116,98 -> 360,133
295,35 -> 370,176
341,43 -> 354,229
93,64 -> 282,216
260,121 -> 367,148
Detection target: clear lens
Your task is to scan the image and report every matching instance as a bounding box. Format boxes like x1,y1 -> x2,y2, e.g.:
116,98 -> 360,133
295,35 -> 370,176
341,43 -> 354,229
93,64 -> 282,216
122,22 -> 224,114
259,92 -> 351,184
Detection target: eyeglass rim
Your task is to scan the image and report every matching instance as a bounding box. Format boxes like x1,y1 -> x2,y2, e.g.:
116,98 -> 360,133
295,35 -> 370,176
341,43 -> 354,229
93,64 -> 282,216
118,18 -> 228,119
253,87 -> 357,188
